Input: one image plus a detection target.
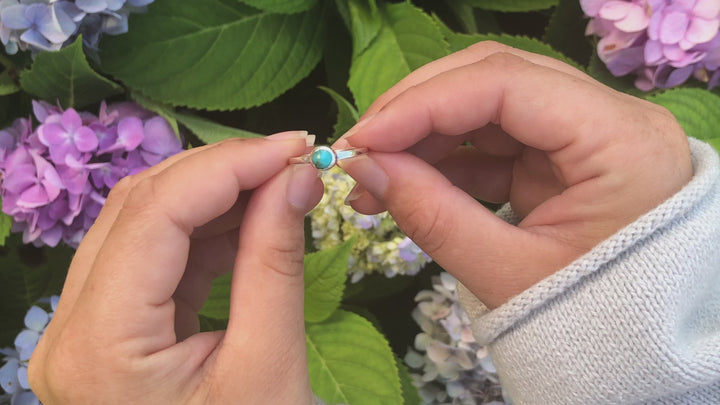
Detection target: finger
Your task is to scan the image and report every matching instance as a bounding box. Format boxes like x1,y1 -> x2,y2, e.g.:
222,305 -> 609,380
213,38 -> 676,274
362,41 -> 599,117
342,151 -> 581,308
49,142 -> 217,329
344,147 -> 514,214
55,132 -> 310,327
214,163 -> 322,400
344,52 -> 626,185
75,137 -> 310,355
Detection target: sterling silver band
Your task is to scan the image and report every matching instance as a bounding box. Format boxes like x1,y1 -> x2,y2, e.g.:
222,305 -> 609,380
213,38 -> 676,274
289,146 -> 368,170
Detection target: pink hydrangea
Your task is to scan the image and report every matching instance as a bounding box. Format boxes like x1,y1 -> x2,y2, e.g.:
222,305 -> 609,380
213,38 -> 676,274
0,101 -> 183,248
582,0 -> 720,90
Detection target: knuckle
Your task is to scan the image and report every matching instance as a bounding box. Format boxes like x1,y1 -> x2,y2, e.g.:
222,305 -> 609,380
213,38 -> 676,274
401,199 -> 454,256
105,174 -> 136,204
482,51 -> 530,72
121,175 -> 159,213
466,40 -> 511,56
258,242 -> 305,278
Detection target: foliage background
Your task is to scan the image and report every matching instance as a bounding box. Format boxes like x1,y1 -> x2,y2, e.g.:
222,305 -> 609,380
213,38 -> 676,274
1,0 -> 720,404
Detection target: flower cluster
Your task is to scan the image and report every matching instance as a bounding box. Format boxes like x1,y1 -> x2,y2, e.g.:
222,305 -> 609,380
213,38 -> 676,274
404,273 -> 508,405
309,167 -> 431,282
0,0 -> 154,55
0,100 -> 183,248
0,296 -> 58,405
582,0 -> 720,90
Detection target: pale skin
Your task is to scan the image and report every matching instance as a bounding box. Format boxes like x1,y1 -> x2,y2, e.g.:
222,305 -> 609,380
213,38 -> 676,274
28,42 -> 692,403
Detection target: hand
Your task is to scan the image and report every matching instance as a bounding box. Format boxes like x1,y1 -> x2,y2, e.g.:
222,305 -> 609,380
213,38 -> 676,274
28,133 -> 324,404
336,42 -> 693,308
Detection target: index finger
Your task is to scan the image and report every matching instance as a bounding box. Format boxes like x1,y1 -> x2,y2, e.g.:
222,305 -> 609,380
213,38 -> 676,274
344,52 -> 633,174
76,137 -> 308,351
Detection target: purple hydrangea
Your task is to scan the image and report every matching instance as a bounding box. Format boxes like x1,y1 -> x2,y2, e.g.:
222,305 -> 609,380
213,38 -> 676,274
0,100 -> 183,248
0,0 -> 154,55
582,0 -> 720,90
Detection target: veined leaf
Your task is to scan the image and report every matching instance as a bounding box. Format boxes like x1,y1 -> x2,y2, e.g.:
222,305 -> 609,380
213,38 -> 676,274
348,2 -> 449,113
20,36 -> 122,108
461,0 -> 558,11
347,0 -> 381,57
101,0 -> 327,111
237,0 -> 318,14
306,310 -> 402,405
319,86 -> 358,141
648,88 -> 720,153
199,272 -> 233,320
435,17 -> 582,70
174,112 -> 263,143
544,0 -> 593,66
304,238 -> 353,323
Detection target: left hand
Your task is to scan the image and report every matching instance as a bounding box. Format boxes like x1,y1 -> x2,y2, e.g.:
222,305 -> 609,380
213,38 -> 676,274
28,133 -> 324,404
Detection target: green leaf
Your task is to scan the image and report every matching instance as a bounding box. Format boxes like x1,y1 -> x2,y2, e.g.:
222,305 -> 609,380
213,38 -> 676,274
304,238 -> 354,323
647,88 -> 720,153
199,314 -> 229,332
175,112 -> 263,144
0,211 -> 11,246
0,236 -> 74,346
396,354 -> 421,405
434,17 -> 582,70
306,310 -> 402,405
0,70 -> 19,96
461,0 -> 558,11
348,2 -> 449,113
447,0 -> 478,34
347,0 -> 381,57
199,271 -> 233,320
101,0 -> 327,111
237,0 -> 318,14
19,37 -> 123,108
319,86 -> 358,141
544,0 -> 593,66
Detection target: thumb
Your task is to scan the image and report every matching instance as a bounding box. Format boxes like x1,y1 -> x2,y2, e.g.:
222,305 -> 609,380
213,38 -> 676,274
341,152 -> 572,308
218,163 -> 323,401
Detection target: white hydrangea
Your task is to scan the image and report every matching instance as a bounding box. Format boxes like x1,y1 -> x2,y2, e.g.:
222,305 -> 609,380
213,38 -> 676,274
310,167 -> 431,282
405,273 -> 510,405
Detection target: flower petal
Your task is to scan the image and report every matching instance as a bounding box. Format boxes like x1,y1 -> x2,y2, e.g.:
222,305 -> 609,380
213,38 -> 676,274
13,390 -> 40,405
117,117 -> 144,150
61,109 -> 82,132
0,358 -> 19,394
73,126 -> 99,152
0,5 -> 32,30
37,123 -> 67,146
685,17 -> 719,44
24,306 -> 48,331
693,0 -> 720,19
659,11 -> 690,44
13,330 -> 39,351
75,0 -> 109,13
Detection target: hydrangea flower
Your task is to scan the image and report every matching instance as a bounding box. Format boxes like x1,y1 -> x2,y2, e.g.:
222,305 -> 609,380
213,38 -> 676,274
0,100 -> 183,248
405,273 -> 508,405
0,295 -> 58,405
0,0 -> 154,55
309,167 -> 431,282
582,0 -> 720,90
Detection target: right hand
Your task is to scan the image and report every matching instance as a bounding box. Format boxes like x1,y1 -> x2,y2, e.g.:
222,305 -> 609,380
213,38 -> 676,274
335,42 -> 693,308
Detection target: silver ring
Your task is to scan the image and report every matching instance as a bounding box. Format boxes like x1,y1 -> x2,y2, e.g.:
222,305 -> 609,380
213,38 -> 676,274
289,146 -> 368,171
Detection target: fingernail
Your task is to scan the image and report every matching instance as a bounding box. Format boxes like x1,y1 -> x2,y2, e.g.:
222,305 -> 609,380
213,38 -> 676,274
306,134 -> 316,147
287,164 -> 319,211
266,130 -> 308,140
344,184 -> 366,205
334,114 -> 375,149
338,154 -> 388,199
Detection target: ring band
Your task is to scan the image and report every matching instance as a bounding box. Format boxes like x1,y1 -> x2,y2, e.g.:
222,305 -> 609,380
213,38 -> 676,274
289,146 -> 368,171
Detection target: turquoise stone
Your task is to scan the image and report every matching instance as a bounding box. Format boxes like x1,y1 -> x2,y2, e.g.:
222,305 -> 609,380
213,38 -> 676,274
311,148 -> 335,170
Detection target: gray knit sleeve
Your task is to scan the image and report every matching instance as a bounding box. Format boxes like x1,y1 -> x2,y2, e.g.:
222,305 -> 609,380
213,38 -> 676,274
458,138 -> 720,405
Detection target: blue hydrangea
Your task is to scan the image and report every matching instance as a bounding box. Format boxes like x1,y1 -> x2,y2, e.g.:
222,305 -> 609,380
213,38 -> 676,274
0,0 -> 154,55
0,296 -> 58,405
